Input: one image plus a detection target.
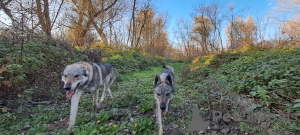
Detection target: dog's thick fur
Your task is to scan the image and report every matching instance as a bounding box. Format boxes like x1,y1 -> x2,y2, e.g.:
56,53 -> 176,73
61,62 -> 116,130
154,65 -> 175,135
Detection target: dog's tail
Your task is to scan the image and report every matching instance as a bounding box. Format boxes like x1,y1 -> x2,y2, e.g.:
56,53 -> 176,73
163,65 -> 174,73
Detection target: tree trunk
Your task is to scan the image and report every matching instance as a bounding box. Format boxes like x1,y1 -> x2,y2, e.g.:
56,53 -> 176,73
92,21 -> 108,45
36,0 -> 51,37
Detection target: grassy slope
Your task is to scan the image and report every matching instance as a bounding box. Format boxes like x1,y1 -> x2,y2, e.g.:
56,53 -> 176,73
184,47 -> 300,134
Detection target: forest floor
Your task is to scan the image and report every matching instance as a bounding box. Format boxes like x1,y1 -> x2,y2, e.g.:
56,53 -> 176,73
1,61 -> 298,135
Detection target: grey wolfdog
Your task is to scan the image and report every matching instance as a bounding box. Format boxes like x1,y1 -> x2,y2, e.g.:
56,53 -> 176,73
154,65 -> 175,135
61,62 -> 116,130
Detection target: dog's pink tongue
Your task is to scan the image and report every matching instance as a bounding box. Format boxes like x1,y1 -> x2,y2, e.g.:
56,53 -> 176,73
66,90 -> 75,98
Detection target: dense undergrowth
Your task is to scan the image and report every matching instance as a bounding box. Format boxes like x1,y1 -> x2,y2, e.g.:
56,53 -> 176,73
184,45 -> 300,131
1,39 -> 299,134
0,40 -> 172,134
0,40 -> 87,99
0,40 -> 167,99
104,51 -> 166,74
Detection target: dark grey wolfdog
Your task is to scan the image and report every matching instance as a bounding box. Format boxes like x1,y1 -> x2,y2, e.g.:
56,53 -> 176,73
61,62 -> 116,130
154,65 -> 175,135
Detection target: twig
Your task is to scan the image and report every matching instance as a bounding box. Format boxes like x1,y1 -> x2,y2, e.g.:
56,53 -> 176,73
31,101 -> 54,105
276,93 -> 294,102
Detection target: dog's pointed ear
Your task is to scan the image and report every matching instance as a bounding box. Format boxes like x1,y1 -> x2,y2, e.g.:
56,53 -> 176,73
166,74 -> 173,85
80,64 -> 89,76
154,75 -> 161,87
83,69 -> 87,76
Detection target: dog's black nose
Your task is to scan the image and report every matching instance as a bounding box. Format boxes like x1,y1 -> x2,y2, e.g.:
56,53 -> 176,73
64,86 -> 71,91
160,103 -> 166,110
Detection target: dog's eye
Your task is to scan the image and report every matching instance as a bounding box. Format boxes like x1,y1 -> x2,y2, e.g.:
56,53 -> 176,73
166,93 -> 170,96
64,75 -> 67,78
74,75 -> 80,78
157,93 -> 161,96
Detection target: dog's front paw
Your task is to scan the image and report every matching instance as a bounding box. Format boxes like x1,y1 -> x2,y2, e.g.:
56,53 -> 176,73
158,128 -> 163,135
68,121 -> 75,131
67,125 -> 73,131
97,103 -> 103,109
163,111 -> 168,119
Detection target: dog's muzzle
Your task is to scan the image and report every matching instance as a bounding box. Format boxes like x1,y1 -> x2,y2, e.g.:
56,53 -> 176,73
64,83 -> 80,91
64,83 -> 80,98
64,85 -> 72,91
160,103 -> 166,110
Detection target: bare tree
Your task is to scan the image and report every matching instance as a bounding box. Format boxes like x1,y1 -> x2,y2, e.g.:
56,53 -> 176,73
64,0 -> 118,46
226,2 -> 248,50
275,0 -> 300,41
276,0 -> 300,14
35,0 -> 64,37
194,1 -> 226,53
0,0 -> 39,42
135,6 -> 150,48
192,15 -> 212,55
175,19 -> 194,59
240,16 -> 257,45
127,0 -> 152,48
1,0 -> 65,39
92,0 -> 126,45
254,11 -> 270,46
280,17 -> 300,40
128,0 -> 137,47
0,0 -> 15,22
226,16 -> 257,50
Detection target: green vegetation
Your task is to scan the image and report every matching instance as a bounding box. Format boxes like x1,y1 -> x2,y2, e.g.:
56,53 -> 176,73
0,62 -> 187,134
184,47 -> 300,132
104,50 -> 166,74
1,39 -> 299,134
0,40 -> 178,134
217,48 -> 300,115
0,40 -> 86,87
0,40 -> 167,98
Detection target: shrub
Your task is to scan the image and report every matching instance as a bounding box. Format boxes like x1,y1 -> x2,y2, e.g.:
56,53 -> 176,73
0,40 -> 87,99
103,49 -> 166,74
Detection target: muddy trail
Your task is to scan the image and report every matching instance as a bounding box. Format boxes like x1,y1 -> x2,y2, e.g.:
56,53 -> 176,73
0,62 -> 298,135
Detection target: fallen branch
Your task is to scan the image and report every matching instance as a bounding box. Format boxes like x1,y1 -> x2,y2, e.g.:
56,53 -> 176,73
275,93 -> 294,102
31,101 -> 54,105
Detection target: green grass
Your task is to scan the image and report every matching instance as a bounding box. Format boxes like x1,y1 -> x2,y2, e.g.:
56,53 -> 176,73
0,61 -> 193,134
0,104 -> 70,134
2,42 -> 299,134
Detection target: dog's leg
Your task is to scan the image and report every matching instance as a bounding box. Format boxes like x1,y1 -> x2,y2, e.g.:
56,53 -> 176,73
97,85 -> 107,109
92,89 -> 99,115
107,87 -> 113,99
106,77 -> 113,99
163,99 -> 170,119
68,90 -> 83,130
156,103 -> 163,135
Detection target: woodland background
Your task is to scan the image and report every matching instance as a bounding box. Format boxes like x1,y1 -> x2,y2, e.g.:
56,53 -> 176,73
0,0 -> 299,134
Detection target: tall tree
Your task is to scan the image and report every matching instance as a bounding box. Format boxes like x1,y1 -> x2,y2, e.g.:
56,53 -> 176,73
92,0 -> 126,45
1,0 -> 65,38
194,1 -> 226,53
65,0 -> 118,46
280,17 -> 300,40
276,0 -> 300,40
175,19 -> 194,59
128,0 -> 137,47
226,16 -> 257,50
35,0 -> 64,37
240,16 -> 257,45
192,15 -> 212,55
135,7 -> 154,49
